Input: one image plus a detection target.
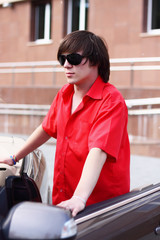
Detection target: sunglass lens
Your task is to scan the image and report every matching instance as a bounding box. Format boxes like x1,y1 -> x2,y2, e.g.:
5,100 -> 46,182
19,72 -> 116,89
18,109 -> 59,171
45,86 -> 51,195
58,55 -> 66,66
68,53 -> 82,65
58,53 -> 83,66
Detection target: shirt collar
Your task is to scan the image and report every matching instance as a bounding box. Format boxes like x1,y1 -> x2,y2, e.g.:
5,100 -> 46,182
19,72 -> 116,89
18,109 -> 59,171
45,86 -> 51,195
62,75 -> 106,100
86,76 -> 106,100
62,83 -> 74,101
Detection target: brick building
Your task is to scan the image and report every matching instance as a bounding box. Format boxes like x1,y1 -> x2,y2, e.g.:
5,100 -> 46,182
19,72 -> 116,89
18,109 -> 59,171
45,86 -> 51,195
0,0 -> 160,158
0,0 -> 160,88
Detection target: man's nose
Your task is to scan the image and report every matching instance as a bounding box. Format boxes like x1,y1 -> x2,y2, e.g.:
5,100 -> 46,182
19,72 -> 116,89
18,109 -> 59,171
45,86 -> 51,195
64,59 -> 72,67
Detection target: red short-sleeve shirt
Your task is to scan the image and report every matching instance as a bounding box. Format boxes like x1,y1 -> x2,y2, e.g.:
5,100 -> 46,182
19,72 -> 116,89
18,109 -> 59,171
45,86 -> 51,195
42,76 -> 130,206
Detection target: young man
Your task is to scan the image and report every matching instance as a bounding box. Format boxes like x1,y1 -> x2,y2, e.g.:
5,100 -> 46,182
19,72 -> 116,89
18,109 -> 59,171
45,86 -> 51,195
0,31 -> 130,217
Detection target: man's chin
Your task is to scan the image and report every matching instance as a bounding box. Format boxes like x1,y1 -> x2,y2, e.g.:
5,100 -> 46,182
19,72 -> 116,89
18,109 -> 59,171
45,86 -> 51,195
66,78 -> 77,85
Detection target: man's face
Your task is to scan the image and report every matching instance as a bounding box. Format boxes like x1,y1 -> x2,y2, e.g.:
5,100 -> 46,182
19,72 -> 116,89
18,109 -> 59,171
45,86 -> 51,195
61,52 -> 98,86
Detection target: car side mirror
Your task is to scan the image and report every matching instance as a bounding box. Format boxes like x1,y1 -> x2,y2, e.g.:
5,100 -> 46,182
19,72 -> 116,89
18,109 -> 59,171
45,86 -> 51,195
2,202 -> 77,240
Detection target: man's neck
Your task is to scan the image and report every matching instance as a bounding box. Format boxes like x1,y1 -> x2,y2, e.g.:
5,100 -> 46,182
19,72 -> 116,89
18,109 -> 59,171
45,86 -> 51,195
73,75 -> 98,99
71,76 -> 97,114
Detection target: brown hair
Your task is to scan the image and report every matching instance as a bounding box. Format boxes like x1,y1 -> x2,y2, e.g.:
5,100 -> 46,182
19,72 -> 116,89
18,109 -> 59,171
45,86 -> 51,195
57,30 -> 110,83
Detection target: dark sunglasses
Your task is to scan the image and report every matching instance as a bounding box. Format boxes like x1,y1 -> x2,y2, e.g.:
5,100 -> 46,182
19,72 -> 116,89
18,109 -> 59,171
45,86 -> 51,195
58,53 -> 85,66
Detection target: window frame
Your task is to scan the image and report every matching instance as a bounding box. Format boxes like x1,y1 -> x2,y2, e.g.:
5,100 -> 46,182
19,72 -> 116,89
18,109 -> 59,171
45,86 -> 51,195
30,0 -> 52,44
147,0 -> 160,34
64,0 -> 89,35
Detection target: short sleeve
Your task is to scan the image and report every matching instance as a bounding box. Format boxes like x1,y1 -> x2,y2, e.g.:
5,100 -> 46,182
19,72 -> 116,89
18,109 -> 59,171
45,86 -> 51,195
88,99 -> 128,161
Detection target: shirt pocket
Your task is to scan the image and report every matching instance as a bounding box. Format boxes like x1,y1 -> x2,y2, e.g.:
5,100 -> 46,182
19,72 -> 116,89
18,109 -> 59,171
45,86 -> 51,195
74,120 -> 91,142
68,121 -> 91,160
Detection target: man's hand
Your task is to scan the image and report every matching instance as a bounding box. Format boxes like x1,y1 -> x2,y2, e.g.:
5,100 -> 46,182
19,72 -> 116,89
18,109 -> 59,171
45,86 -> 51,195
57,148 -> 106,217
0,147 -> 14,166
0,157 -> 14,166
57,196 -> 86,217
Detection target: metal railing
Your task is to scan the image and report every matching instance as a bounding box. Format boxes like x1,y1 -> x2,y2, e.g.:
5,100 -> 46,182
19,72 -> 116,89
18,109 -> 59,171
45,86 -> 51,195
110,57 -> 160,86
0,97 -> 160,116
0,57 -> 160,86
0,61 -> 63,86
0,98 -> 160,145
0,103 -> 50,116
126,97 -> 160,115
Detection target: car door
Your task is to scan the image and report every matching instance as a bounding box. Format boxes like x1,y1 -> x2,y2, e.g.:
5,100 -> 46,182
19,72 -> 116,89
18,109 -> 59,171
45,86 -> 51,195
75,184 -> 160,240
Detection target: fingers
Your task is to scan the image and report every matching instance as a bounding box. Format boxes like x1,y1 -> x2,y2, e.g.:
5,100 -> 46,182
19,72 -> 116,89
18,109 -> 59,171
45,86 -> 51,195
0,159 -> 13,166
0,152 -> 14,166
72,208 -> 79,217
57,197 -> 85,217
0,158 -> 14,166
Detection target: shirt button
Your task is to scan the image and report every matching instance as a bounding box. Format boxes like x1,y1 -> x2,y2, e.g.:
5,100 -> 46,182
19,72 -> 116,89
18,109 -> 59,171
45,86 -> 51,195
60,189 -> 63,192
65,136 -> 68,140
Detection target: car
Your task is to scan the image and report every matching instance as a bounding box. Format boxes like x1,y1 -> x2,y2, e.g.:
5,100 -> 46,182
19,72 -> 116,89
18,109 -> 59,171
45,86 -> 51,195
75,184 -> 160,240
1,136 -> 160,240
0,135 -> 48,203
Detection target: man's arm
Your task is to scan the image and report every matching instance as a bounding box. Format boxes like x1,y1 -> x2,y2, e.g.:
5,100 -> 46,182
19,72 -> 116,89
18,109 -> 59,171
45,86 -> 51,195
0,124 -> 51,165
58,147 -> 107,216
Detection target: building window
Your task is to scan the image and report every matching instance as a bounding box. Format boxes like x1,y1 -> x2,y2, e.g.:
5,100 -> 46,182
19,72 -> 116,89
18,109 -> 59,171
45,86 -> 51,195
143,0 -> 160,33
63,0 -> 89,35
31,0 -> 51,42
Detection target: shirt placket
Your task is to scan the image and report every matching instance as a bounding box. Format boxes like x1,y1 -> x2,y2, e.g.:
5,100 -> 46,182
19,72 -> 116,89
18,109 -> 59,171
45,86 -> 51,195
57,98 -> 76,197
57,102 -> 86,200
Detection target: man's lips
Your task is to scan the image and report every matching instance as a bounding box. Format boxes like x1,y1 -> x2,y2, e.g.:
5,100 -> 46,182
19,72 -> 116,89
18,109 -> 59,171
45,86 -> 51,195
66,72 -> 74,77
